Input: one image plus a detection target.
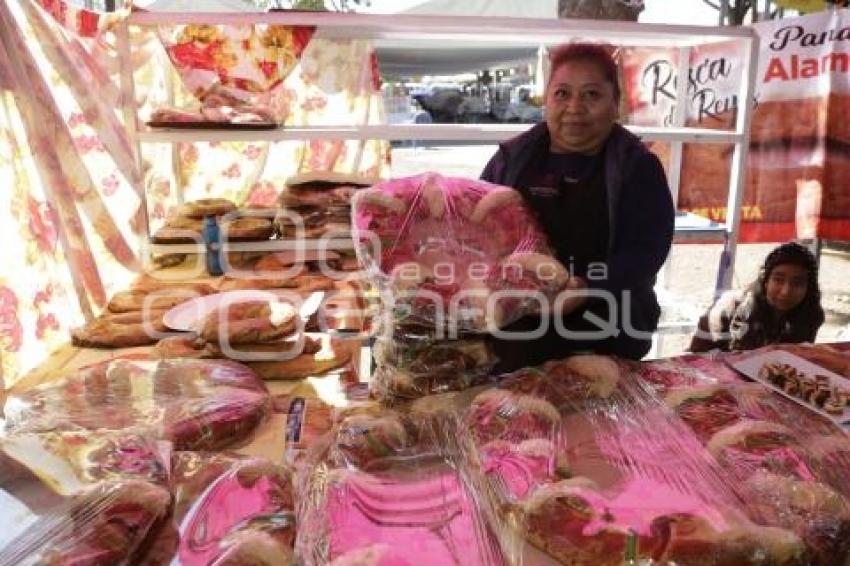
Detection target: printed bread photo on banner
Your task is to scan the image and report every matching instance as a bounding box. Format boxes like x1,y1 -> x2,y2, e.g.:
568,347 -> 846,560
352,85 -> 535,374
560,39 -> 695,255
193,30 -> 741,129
620,9 -> 850,243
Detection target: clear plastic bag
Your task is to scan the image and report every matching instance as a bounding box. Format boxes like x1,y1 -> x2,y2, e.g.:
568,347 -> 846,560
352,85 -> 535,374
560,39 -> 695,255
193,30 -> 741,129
0,478 -> 171,566
2,358 -> 271,451
295,402 -> 509,565
0,429 -> 170,497
0,425 -> 172,564
456,354 -> 810,565
369,329 -> 498,403
661,377 -> 850,564
143,452 -> 296,566
352,172 -> 569,333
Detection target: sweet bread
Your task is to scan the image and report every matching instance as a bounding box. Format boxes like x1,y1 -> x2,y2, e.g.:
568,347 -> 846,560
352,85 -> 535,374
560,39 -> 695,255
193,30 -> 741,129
179,198 -> 236,219
221,217 -> 274,240
151,226 -> 204,244
71,309 -> 170,348
107,284 -> 215,313
247,338 -> 355,380
218,276 -> 303,291
199,300 -> 298,345
253,250 -> 341,273
154,335 -> 218,359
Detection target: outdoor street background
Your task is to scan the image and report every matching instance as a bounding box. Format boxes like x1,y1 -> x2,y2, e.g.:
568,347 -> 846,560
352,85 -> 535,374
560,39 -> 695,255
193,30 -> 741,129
391,143 -> 850,357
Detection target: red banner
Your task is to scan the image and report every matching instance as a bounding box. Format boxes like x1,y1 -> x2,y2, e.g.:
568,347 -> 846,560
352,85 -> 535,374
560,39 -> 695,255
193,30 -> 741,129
622,9 -> 850,243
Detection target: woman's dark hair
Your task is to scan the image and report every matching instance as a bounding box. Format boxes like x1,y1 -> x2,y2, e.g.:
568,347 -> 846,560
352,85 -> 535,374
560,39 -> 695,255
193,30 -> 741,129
548,43 -> 620,102
729,242 -> 825,350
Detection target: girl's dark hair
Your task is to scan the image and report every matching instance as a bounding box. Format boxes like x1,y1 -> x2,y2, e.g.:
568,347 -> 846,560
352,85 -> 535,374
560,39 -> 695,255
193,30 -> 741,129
548,43 -> 620,102
729,242 -> 825,350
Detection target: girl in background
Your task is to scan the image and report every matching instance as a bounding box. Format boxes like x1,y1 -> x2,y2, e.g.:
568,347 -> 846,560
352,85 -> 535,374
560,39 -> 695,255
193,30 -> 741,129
689,242 -> 825,352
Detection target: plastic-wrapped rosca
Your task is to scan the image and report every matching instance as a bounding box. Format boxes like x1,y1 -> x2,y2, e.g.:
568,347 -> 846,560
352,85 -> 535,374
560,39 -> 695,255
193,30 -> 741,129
144,452 -> 296,566
456,354 -> 808,566
295,403 -> 510,565
2,358 -> 271,451
658,375 -> 850,565
517,476 -> 804,566
698,418 -> 850,563
740,470 -> 850,565
352,172 -> 570,332
369,331 -> 497,402
0,478 -> 171,566
465,387 -> 570,503
663,383 -> 787,443
495,354 -> 623,411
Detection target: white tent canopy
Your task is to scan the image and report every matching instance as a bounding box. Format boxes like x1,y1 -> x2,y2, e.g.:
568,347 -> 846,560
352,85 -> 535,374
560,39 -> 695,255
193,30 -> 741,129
139,0 -> 549,77
376,0 -> 556,76
141,0 -> 255,12
401,0 -> 557,18
374,44 -> 538,76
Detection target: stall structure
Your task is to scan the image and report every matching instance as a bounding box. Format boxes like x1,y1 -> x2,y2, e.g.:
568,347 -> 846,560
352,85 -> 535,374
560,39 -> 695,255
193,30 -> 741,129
125,12 -> 758,291
6,4 -> 850,566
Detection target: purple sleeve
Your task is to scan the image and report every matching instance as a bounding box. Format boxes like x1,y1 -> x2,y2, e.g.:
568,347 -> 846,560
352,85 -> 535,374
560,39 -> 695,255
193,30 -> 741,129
480,148 -> 505,184
587,151 -> 674,293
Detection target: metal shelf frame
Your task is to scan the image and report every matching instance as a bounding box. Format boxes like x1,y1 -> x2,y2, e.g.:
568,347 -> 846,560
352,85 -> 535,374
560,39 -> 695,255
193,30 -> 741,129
122,10 -> 759,291
138,124 -> 747,144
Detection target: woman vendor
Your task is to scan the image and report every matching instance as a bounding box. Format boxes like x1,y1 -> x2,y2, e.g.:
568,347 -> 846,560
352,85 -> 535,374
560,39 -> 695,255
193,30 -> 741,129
481,43 -> 674,371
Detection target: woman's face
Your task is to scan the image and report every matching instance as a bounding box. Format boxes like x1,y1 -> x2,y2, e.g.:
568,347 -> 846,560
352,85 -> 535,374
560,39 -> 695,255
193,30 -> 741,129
545,60 -> 619,154
765,263 -> 809,312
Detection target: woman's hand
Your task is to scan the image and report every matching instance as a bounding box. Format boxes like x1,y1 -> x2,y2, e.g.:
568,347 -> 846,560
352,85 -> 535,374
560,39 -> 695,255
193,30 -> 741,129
556,275 -> 588,316
537,275 -> 587,318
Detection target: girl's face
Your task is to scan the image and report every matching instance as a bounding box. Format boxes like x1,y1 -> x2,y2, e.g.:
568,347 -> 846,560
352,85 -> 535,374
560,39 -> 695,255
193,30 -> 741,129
765,263 -> 809,312
545,60 -> 619,154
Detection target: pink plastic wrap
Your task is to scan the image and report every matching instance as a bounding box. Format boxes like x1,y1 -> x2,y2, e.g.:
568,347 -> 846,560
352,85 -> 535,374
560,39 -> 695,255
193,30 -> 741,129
143,452 -> 296,566
352,172 -> 569,333
295,403 -> 509,565
2,358 -> 271,451
456,354 -> 811,565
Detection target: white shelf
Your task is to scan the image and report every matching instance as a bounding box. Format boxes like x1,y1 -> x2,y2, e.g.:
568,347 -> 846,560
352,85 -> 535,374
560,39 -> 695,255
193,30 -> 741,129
139,124 -> 743,144
123,10 -> 757,295
672,211 -> 728,242
128,11 -> 753,48
151,238 -> 355,255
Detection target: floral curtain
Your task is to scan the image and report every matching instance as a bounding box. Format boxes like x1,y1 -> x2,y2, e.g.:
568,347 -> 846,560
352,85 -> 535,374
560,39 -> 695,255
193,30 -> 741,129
0,1 -> 391,388
140,28 -> 390,230
0,0 -> 145,388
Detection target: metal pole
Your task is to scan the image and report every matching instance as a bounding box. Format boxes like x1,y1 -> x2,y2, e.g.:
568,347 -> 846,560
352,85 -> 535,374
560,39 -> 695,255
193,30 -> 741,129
716,29 -> 760,294
116,19 -> 151,268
